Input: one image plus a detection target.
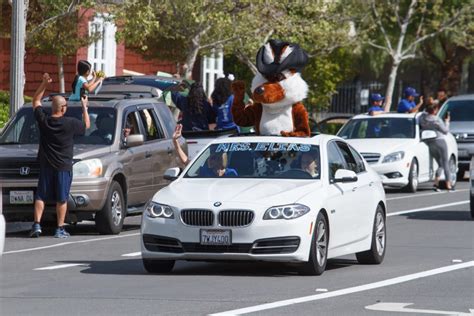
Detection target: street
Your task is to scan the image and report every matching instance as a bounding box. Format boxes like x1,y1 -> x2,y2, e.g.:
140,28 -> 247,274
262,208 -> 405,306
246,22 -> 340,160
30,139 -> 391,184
1,182 -> 473,316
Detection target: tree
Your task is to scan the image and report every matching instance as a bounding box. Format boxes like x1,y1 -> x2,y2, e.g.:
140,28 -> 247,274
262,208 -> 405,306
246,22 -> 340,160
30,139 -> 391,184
359,0 -> 472,111
27,0 -> 104,93
115,0 -> 240,79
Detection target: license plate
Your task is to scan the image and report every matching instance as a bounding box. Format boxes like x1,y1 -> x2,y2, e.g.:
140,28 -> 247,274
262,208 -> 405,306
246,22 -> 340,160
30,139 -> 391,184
10,190 -> 34,204
200,229 -> 232,245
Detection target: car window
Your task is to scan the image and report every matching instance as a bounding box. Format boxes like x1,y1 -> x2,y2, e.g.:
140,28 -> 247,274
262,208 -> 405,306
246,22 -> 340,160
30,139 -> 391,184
438,100 -> 474,122
348,144 -> 366,173
336,142 -> 359,174
138,108 -> 164,141
155,104 -> 176,138
338,118 -> 415,139
327,141 -> 346,181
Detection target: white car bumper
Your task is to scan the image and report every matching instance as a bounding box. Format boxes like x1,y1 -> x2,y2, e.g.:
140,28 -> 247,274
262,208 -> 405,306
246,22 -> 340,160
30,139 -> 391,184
370,159 -> 411,187
140,211 -> 315,263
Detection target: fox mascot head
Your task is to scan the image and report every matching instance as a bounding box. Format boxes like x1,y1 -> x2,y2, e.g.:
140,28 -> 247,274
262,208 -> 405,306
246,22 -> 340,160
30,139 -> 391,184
231,39 -> 311,137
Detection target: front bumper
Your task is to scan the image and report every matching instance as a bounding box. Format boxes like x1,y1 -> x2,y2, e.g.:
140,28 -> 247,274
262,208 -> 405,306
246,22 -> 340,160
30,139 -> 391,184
1,177 -> 110,221
140,210 -> 314,263
369,159 -> 411,187
457,142 -> 474,169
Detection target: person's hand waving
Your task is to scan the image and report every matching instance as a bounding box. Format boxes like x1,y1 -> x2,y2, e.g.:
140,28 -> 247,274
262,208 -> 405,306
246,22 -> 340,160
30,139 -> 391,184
42,73 -> 52,84
173,124 -> 183,141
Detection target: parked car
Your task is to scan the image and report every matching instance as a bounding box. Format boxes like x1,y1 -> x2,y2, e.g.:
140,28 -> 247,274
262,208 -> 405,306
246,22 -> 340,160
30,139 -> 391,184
141,135 -> 387,275
437,94 -> 474,179
0,96 -> 184,234
337,113 -> 458,192
470,156 -> 474,218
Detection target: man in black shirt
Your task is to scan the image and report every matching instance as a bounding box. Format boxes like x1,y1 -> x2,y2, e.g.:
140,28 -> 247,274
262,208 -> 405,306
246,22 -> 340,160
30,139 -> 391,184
30,73 -> 90,238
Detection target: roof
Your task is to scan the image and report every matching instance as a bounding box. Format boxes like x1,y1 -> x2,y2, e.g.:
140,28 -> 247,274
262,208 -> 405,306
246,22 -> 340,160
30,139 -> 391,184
21,96 -> 167,110
351,112 -> 418,119
445,94 -> 474,101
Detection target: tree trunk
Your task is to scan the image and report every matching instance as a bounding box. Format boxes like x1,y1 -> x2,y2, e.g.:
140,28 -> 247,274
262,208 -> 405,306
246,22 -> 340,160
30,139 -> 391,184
183,45 -> 200,80
383,61 -> 400,112
57,55 -> 65,93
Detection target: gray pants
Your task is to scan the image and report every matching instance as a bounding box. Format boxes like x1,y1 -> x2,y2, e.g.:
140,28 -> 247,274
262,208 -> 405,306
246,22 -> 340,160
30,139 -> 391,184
427,138 -> 451,181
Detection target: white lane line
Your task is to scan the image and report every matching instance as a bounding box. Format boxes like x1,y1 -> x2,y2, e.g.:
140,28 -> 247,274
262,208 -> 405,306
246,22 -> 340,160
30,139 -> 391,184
387,200 -> 469,217
209,261 -> 474,316
34,263 -> 88,271
122,252 -> 141,257
386,189 -> 468,201
3,233 -> 140,255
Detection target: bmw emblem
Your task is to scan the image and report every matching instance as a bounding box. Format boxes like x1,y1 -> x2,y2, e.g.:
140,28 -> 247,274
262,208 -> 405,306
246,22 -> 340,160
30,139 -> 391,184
214,202 -> 222,207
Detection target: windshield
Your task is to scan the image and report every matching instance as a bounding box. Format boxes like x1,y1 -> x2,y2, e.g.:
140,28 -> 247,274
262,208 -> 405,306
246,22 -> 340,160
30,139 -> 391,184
438,100 -> 474,122
338,118 -> 415,139
184,142 -> 321,179
0,107 -> 116,145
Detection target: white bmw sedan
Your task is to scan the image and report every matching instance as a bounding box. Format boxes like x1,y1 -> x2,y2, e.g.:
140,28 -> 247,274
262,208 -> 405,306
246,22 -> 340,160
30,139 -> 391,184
338,113 -> 458,192
141,135 -> 387,275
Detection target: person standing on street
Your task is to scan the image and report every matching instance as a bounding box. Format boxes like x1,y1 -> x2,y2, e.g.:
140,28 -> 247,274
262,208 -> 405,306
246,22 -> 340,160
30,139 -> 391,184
419,104 -> 454,192
30,73 -> 90,238
368,93 -> 385,116
397,87 -> 423,113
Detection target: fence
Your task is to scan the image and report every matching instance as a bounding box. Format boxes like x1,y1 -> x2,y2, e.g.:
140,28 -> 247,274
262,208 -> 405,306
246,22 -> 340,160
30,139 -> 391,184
327,80 -> 385,115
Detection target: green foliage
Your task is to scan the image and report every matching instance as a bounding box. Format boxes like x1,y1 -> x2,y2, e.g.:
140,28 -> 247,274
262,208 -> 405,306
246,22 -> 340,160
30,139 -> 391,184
303,48 -> 356,112
0,91 -> 32,128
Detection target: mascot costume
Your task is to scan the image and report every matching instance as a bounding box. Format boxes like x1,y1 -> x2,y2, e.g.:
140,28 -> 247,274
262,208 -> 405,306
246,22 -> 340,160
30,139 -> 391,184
231,39 -> 311,137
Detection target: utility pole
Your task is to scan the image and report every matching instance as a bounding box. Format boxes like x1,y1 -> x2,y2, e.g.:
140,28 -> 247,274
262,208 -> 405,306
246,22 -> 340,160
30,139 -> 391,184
9,0 -> 27,117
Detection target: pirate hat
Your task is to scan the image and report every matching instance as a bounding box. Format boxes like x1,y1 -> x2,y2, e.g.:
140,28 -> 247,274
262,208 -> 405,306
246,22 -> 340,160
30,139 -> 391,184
256,39 -> 309,77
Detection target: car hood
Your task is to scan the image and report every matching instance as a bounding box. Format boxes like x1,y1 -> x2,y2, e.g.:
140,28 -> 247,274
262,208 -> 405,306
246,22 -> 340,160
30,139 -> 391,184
448,121 -> 473,134
155,178 -> 322,207
0,144 -> 110,160
345,138 -> 417,156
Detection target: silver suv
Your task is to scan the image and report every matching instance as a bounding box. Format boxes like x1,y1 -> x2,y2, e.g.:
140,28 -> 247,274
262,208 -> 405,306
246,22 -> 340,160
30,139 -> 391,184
438,94 -> 474,178
0,95 -> 184,234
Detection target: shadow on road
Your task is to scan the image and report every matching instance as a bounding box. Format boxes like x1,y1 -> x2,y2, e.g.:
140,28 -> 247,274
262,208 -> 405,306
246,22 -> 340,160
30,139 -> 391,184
55,258 -> 355,277
402,210 -> 473,221
5,223 -> 141,238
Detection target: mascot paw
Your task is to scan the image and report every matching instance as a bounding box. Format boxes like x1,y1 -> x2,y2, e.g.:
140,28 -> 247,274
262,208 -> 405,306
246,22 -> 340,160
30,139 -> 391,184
280,131 -> 292,137
231,80 -> 246,96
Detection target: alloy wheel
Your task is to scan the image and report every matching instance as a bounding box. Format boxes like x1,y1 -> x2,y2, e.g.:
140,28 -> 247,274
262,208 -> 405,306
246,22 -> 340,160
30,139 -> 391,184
316,221 -> 327,266
111,191 -> 123,226
375,212 -> 385,256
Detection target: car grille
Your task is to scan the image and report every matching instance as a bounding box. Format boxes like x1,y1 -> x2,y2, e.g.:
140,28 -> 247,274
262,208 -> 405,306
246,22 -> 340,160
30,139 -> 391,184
0,159 -> 40,179
456,133 -> 474,143
360,152 -> 381,164
218,210 -> 254,227
181,209 -> 214,226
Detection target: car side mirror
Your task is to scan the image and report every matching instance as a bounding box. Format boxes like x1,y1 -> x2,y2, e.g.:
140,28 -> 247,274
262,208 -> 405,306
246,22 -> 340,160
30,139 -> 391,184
125,134 -> 144,147
421,130 -> 437,141
334,169 -> 358,183
164,167 -> 181,181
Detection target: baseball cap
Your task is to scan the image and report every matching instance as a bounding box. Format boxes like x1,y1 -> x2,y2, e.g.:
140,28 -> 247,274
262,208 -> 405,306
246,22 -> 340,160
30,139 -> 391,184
371,93 -> 384,102
404,87 -> 419,97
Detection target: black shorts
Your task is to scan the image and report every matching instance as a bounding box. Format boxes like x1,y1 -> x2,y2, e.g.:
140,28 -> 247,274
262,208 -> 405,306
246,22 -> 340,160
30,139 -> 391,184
35,165 -> 73,203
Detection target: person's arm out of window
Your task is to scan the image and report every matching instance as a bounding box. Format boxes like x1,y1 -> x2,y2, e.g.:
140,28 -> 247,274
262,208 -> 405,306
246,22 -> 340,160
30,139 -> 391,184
172,124 -> 190,166
81,95 -> 90,130
33,73 -> 52,110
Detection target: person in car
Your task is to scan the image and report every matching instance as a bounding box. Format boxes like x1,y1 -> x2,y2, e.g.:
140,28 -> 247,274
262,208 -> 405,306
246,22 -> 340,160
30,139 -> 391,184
368,93 -> 385,116
300,151 -> 319,178
397,87 -> 423,113
90,113 -> 114,143
199,152 -> 238,177
211,77 -> 239,132
69,60 -> 103,101
419,104 -> 454,191
168,82 -> 216,131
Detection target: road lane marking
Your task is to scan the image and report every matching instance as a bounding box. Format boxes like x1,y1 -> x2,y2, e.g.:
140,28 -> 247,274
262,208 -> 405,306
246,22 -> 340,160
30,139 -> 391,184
209,261 -> 474,316
3,233 -> 140,255
387,200 -> 469,217
122,252 -> 141,257
386,189 -> 468,201
365,302 -> 473,315
34,263 -> 88,271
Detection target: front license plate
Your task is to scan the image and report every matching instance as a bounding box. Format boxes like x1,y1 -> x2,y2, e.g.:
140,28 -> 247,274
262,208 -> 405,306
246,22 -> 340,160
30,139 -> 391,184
200,229 -> 232,245
10,190 -> 34,204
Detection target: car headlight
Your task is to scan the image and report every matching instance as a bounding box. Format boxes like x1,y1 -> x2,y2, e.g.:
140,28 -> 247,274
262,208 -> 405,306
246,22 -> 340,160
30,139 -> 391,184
382,151 -> 405,163
145,201 -> 174,219
73,159 -> 102,177
263,204 -> 310,220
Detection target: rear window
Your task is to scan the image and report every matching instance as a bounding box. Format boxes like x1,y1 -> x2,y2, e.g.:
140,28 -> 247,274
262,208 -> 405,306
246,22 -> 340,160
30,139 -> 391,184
439,100 -> 474,122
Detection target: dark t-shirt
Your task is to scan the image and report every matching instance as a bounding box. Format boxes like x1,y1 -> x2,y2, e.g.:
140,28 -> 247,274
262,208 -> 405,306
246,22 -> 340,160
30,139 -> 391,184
35,107 -> 86,171
170,92 -> 216,131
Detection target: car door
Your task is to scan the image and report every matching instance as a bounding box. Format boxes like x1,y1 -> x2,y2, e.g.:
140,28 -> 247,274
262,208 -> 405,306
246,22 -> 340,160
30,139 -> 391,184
120,108 -> 155,207
325,141 -> 359,249
340,142 -> 375,240
414,121 -> 432,181
137,105 -> 173,192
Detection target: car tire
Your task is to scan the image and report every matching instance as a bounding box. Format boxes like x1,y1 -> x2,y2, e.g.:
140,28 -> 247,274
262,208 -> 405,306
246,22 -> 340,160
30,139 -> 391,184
404,159 -> 418,193
142,258 -> 175,274
95,181 -> 125,235
299,212 -> 328,276
439,156 -> 457,189
356,205 -> 386,264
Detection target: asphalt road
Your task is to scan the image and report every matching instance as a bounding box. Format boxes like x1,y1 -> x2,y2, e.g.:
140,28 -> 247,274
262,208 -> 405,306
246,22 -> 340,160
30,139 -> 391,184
1,182 -> 473,316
